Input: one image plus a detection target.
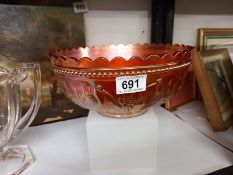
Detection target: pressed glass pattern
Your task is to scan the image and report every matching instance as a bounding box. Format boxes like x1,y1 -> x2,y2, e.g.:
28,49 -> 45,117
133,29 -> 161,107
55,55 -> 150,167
50,44 -> 193,118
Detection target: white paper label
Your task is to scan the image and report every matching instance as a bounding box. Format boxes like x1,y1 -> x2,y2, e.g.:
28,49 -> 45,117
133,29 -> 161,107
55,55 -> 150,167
116,75 -> 147,94
73,1 -> 88,13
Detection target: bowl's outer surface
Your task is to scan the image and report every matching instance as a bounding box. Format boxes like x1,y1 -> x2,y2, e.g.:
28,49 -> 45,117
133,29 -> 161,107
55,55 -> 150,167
49,44 -> 193,118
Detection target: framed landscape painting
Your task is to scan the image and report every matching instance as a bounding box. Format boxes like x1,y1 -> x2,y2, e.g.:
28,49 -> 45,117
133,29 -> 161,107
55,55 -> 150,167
192,48 -> 233,131
197,28 -> 233,51
0,4 -> 88,125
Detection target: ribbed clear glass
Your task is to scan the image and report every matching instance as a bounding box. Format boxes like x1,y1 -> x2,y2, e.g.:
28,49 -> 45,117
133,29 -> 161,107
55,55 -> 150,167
0,63 -> 41,175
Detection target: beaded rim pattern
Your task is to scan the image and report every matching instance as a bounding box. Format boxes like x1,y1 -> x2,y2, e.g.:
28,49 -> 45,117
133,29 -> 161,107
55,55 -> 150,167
51,61 -> 191,78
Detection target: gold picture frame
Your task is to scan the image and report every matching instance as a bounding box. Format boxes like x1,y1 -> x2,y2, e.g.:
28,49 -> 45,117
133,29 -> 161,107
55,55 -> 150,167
192,48 -> 233,131
197,28 -> 233,51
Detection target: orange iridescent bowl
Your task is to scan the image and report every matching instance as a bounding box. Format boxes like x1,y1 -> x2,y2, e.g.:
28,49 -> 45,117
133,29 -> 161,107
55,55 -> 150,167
49,43 -> 193,118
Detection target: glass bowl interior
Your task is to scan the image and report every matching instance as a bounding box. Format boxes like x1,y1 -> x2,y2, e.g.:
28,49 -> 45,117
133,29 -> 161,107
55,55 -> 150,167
49,44 -> 193,69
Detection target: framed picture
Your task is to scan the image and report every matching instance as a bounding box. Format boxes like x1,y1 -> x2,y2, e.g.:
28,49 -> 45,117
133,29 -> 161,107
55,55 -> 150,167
196,28 -> 233,100
197,28 -> 233,51
0,4 -> 89,125
192,48 -> 233,131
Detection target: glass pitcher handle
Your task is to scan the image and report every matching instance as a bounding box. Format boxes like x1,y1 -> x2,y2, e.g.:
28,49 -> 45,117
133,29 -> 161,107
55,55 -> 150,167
11,63 -> 41,140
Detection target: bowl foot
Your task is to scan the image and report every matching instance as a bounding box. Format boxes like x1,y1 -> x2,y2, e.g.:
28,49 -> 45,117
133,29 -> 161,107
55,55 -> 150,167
98,109 -> 148,118
0,145 -> 34,175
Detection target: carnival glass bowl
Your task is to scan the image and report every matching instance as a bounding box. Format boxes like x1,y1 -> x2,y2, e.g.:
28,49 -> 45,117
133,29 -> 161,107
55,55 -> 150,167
49,44 -> 193,118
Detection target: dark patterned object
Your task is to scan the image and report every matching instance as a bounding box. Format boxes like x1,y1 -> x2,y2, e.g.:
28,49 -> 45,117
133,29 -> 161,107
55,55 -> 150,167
0,4 -> 88,125
0,0 -> 74,6
207,165 -> 233,175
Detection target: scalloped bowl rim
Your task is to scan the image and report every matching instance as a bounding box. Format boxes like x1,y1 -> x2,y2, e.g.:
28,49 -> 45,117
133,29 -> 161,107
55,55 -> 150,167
49,43 -> 193,60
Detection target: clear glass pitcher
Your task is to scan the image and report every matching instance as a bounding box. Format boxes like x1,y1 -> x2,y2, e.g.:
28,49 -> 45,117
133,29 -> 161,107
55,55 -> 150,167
0,63 -> 41,175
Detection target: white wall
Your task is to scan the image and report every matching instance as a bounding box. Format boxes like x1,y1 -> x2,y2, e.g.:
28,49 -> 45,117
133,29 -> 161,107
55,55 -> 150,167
173,15 -> 233,46
84,0 -> 233,46
84,0 -> 151,46
173,0 -> 233,46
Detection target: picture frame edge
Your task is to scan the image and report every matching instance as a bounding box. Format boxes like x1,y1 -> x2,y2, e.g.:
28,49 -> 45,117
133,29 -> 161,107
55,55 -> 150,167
192,49 -> 226,131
